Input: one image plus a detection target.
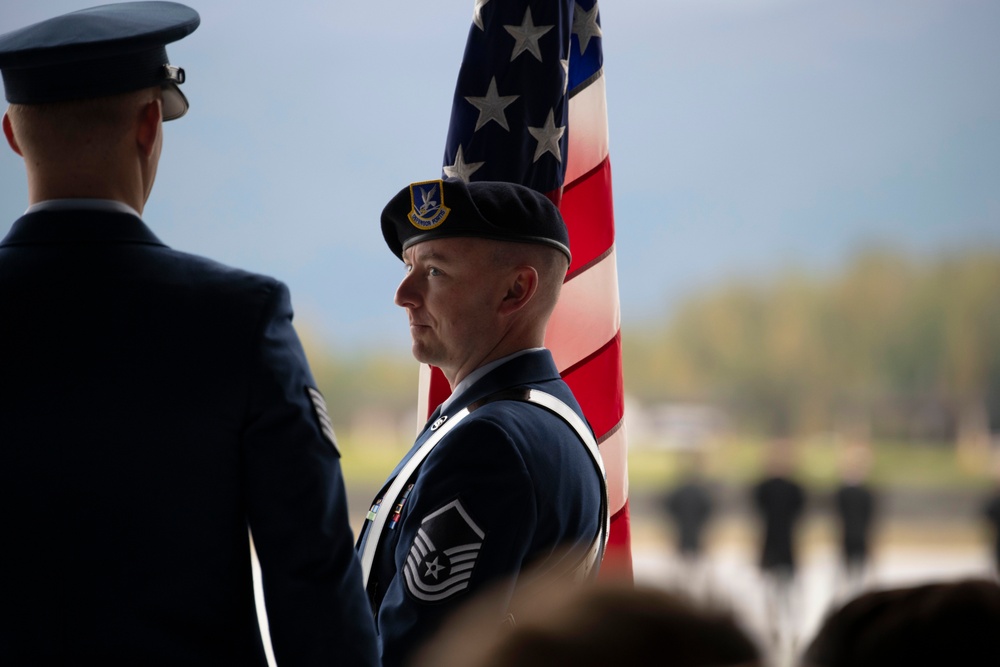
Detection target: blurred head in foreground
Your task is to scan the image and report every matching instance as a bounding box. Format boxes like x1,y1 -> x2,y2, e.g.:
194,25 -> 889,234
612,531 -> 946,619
801,578 -> 1000,667
410,580 -> 761,667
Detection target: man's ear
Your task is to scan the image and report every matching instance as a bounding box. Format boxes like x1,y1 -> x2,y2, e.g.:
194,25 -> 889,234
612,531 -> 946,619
3,112 -> 23,157
499,265 -> 539,316
136,98 -> 162,158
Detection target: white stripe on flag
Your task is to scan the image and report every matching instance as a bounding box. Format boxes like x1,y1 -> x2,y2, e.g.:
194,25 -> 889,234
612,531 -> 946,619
544,245 -> 621,374
565,73 -> 609,186
417,363 -> 433,433
600,421 -> 629,515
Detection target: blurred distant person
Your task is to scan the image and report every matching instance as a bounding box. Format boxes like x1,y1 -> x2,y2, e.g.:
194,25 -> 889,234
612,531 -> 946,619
752,437 -> 806,654
833,440 -> 877,597
0,4 -> 377,665
412,579 -> 762,667
664,450 -> 715,593
800,578 -> 1000,667
665,451 -> 715,558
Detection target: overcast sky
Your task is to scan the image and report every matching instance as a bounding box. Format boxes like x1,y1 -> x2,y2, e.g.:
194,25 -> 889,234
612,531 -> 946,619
2,0 -> 998,354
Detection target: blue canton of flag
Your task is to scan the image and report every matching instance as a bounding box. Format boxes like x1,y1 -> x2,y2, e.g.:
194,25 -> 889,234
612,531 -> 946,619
443,0 -> 604,198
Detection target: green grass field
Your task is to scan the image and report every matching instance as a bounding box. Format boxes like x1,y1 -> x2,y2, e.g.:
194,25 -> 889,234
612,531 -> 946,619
338,432 -> 996,493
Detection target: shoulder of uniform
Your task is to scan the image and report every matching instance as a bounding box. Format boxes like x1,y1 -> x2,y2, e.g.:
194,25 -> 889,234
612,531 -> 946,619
159,248 -> 284,294
432,415 -> 531,475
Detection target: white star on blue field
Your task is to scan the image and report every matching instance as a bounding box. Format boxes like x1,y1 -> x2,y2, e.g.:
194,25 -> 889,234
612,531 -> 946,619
2,0 -> 998,353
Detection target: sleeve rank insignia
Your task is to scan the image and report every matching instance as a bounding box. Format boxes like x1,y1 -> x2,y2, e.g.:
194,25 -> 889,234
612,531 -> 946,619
305,386 -> 339,456
404,499 -> 484,603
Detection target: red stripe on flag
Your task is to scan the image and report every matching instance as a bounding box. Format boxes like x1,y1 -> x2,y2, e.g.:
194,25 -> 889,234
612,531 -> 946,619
426,366 -> 451,420
600,501 -> 634,580
560,157 -> 616,276
561,331 -> 624,439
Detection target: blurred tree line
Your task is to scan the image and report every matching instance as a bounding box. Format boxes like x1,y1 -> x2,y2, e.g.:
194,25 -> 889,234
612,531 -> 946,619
295,329 -> 419,432
622,248 -> 1000,446
297,247 -> 999,456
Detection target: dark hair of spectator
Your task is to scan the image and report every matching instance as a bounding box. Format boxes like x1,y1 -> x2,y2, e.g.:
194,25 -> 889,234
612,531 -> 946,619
411,582 -> 761,667
801,578 -> 1000,667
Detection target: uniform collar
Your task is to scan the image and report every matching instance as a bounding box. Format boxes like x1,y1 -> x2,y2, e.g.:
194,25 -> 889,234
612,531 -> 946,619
439,348 -> 561,418
1,207 -> 166,248
25,198 -> 142,218
439,348 -> 543,413
382,348 -> 562,482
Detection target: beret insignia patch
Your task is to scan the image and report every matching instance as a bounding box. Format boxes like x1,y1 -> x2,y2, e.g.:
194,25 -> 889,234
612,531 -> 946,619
407,180 -> 451,230
404,499 -> 484,603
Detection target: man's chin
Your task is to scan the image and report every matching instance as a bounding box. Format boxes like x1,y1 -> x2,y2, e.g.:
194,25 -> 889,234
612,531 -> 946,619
409,344 -> 436,367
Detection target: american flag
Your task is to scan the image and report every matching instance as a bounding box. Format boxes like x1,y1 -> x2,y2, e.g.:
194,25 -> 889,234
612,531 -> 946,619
417,0 -> 632,577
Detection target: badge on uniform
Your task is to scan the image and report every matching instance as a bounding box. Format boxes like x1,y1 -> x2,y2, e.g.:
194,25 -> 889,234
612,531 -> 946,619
407,180 -> 451,230
305,386 -> 339,455
403,499 -> 484,603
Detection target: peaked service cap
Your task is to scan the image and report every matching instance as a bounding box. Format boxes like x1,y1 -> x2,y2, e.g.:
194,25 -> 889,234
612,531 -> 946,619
0,1 -> 200,121
381,179 -> 572,263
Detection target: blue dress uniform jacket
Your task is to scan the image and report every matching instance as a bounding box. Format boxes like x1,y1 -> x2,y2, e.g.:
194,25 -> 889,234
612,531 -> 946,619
359,349 -> 603,667
0,209 -> 378,667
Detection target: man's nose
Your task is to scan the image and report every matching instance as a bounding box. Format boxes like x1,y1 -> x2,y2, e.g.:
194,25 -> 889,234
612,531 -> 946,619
394,272 -> 420,308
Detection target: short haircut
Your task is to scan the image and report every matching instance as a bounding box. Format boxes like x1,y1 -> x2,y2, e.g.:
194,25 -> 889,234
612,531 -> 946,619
7,87 -> 160,162
412,582 -> 761,667
802,578 -> 1000,667
489,240 -> 569,319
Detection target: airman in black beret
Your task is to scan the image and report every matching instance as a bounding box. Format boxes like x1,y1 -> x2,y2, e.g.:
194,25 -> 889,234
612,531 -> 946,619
360,178 -> 606,667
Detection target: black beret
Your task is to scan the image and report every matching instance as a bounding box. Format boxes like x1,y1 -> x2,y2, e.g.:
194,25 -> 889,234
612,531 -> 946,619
0,2 -> 199,121
381,179 -> 571,263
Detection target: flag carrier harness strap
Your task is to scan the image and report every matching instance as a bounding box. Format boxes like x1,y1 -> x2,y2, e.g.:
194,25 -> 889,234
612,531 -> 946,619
359,387 -> 610,590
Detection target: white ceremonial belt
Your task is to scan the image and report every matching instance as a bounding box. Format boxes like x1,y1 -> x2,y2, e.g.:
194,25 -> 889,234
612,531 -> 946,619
360,406 -> 472,587
520,389 -> 609,580
359,389 -> 610,591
